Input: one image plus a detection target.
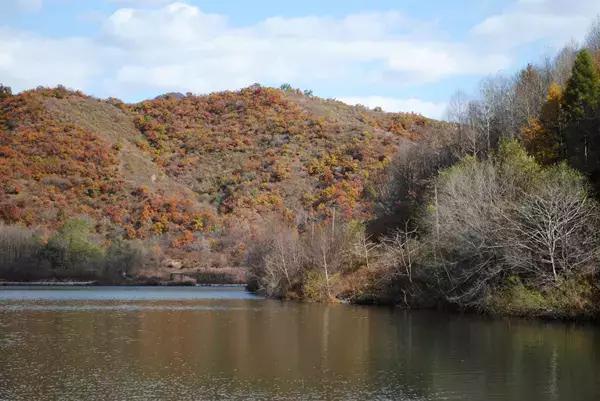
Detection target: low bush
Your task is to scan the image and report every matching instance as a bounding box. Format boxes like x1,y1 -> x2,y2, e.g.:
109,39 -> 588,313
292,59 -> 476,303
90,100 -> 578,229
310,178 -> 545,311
43,218 -> 104,272
486,276 -> 600,318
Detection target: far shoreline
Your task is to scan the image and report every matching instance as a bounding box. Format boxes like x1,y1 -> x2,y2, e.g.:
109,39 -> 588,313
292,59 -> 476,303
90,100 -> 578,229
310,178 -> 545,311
0,281 -> 248,288
1,281 -> 598,323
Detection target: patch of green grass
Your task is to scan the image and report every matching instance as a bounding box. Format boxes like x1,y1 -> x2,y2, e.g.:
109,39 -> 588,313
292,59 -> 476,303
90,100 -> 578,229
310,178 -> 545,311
486,276 -> 599,318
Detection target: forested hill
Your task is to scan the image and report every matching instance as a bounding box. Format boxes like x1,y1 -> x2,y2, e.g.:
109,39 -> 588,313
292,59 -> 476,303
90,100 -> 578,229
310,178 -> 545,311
0,84 -> 445,277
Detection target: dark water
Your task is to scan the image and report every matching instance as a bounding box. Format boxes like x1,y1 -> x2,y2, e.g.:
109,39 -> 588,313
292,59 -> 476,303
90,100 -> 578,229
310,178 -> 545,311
0,287 -> 599,401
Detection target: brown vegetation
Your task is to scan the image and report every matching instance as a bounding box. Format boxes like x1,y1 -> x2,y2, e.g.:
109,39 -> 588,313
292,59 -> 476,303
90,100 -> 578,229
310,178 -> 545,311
0,84 -> 441,281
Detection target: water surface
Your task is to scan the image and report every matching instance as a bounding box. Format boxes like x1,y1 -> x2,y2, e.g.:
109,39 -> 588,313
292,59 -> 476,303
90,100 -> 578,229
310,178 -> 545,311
0,286 -> 599,401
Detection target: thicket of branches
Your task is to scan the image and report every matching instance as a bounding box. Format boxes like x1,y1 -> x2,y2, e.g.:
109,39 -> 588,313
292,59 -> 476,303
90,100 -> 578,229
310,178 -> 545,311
0,219 -> 148,282
247,214 -> 365,300
423,141 -> 600,306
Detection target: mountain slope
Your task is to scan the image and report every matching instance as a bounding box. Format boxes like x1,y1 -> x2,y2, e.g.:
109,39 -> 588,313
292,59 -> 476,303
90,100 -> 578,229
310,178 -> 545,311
0,85 -> 445,269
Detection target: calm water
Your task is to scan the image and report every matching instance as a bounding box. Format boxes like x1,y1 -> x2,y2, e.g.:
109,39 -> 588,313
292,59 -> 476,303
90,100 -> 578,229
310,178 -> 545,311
0,287 -> 599,401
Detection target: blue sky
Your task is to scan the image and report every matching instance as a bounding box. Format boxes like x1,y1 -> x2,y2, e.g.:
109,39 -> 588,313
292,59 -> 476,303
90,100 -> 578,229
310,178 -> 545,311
1,0 -> 599,118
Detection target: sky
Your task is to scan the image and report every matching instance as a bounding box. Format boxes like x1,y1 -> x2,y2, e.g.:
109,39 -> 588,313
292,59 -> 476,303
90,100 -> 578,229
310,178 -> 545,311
1,0 -> 600,119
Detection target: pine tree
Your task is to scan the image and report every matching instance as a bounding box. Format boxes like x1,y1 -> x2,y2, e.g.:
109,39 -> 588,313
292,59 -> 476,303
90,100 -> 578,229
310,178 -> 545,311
562,49 -> 600,191
563,49 -> 600,121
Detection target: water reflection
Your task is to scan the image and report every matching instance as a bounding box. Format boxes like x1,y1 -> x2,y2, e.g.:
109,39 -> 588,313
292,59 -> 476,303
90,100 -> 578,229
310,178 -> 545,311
0,287 -> 599,401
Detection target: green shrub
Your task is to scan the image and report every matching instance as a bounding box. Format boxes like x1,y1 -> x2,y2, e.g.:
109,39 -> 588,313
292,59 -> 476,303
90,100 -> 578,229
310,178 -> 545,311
44,218 -> 104,271
302,270 -> 339,302
486,276 -> 599,318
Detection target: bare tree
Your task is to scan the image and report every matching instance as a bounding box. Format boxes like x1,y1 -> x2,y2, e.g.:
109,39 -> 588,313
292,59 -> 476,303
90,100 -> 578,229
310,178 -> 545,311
446,90 -> 470,125
246,213 -> 363,300
246,219 -> 305,298
503,168 -> 600,284
303,210 -> 357,299
551,44 -> 577,87
446,91 -> 480,156
585,15 -> 600,53
514,64 -> 551,125
353,228 -> 378,269
427,155 -> 508,305
380,226 -> 421,284
464,100 -> 489,157
482,74 -> 520,140
263,228 -> 304,296
477,78 -> 499,152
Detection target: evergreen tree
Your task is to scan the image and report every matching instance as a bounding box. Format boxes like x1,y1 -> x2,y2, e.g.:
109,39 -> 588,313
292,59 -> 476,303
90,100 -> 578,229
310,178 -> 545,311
562,49 -> 600,190
563,50 -> 600,120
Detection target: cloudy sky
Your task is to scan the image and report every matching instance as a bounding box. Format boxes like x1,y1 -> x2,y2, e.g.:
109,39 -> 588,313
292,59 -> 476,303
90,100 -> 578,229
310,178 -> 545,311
1,0 -> 599,118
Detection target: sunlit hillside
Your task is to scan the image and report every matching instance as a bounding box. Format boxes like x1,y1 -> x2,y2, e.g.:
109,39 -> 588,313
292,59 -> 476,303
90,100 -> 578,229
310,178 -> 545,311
0,85 -> 444,271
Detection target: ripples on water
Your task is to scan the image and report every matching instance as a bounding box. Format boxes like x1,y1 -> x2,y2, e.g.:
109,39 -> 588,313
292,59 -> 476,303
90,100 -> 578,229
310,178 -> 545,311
0,286 -> 599,401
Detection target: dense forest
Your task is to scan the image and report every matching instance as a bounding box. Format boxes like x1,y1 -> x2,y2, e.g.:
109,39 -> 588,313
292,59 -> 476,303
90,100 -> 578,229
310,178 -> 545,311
2,20 -> 600,318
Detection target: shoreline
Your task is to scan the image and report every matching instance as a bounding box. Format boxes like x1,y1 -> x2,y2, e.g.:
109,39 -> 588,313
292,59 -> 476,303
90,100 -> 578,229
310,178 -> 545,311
0,281 -> 247,288
1,281 -> 597,322
0,281 -> 98,286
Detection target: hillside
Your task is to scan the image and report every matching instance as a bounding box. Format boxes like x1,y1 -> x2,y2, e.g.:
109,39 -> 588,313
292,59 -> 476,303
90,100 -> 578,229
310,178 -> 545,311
0,85 -> 444,277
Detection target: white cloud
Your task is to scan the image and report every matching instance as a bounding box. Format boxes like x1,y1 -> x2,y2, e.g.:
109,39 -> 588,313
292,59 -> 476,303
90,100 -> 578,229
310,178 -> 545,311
98,2 -> 509,94
472,0 -> 600,48
256,12 -> 434,40
339,96 -> 447,119
1,0 -> 599,120
0,28 -> 106,91
0,1 -> 513,107
104,2 -> 228,45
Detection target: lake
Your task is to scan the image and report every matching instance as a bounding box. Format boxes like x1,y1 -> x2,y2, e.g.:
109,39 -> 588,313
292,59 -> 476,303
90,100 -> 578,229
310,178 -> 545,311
0,286 -> 599,401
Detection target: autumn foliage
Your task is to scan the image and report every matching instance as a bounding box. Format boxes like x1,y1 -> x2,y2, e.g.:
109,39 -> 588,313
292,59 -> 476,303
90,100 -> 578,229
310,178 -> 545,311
0,85 -> 441,269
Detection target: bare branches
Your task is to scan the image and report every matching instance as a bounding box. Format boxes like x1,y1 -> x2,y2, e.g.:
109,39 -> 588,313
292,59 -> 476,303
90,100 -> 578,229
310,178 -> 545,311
379,226 -> 420,284
353,229 -> 378,270
503,170 -> 600,285
246,219 -> 304,298
426,141 -> 600,305
246,214 -> 365,300
585,15 -> 600,53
